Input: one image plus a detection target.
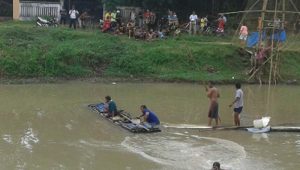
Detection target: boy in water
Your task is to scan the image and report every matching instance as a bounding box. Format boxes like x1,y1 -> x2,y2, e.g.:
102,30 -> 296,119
212,162 -> 222,170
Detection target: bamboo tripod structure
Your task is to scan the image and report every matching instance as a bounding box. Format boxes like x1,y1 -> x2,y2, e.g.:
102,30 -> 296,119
224,0 -> 299,84
223,0 -> 299,114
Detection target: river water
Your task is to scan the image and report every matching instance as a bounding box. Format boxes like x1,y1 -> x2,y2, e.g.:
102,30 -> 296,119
0,82 -> 299,170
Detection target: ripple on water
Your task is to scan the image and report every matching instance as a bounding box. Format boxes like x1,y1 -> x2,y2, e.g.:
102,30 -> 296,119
296,140 -> 300,156
2,134 -> 13,144
65,123 -> 73,130
20,128 -> 39,151
121,132 -> 247,170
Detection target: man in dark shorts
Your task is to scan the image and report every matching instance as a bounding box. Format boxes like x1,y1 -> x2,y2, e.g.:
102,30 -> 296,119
206,82 -> 220,126
229,83 -> 244,126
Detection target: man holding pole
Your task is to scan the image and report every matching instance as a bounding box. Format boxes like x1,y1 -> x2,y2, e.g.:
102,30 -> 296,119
205,82 -> 220,126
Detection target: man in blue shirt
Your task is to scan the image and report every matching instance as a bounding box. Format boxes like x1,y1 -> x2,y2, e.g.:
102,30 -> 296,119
104,96 -> 118,118
138,105 -> 160,128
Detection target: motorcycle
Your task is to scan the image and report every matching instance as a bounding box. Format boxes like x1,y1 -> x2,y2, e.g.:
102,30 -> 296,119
36,17 -> 58,27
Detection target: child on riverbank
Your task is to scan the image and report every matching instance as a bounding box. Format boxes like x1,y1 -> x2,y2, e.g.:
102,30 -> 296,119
239,23 -> 248,47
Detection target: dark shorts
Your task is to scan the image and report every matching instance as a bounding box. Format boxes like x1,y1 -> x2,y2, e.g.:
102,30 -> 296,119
234,107 -> 243,114
208,102 -> 219,119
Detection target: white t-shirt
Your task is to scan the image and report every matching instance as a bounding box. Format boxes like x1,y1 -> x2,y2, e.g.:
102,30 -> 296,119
69,10 -> 79,19
190,14 -> 198,22
223,16 -> 227,23
234,89 -> 244,108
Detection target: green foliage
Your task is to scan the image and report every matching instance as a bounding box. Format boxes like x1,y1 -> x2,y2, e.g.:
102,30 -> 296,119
0,21 -> 299,82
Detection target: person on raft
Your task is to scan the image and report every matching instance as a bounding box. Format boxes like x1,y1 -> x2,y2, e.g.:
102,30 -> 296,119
229,83 -> 244,126
206,82 -> 220,126
137,105 -> 160,128
104,96 -> 118,118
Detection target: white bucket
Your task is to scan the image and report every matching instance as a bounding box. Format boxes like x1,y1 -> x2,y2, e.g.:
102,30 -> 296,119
253,117 -> 271,129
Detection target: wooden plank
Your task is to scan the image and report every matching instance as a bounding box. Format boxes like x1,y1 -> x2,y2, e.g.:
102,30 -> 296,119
163,124 -> 252,131
164,124 -> 300,132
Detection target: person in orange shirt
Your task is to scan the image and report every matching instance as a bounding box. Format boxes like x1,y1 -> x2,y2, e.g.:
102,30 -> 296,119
239,22 -> 248,47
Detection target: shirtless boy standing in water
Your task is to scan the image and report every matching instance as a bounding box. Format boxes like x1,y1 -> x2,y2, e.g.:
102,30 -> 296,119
206,82 -> 220,126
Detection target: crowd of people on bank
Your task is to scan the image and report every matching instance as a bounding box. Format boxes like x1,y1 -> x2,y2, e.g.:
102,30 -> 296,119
58,6 -> 233,41
188,11 -> 226,36
60,5 -> 94,29
101,9 -> 177,41
58,5 -> 299,45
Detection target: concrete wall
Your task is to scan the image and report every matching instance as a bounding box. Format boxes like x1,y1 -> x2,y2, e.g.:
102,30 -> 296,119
13,0 -> 61,20
13,0 -> 20,20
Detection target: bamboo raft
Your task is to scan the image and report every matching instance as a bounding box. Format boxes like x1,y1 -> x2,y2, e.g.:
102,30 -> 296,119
88,103 -> 161,133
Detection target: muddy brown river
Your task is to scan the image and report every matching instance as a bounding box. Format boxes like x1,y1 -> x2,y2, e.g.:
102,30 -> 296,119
0,82 -> 299,170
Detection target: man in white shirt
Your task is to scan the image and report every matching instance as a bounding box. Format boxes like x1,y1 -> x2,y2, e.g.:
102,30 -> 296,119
189,11 -> 198,35
69,5 -> 79,29
229,83 -> 244,126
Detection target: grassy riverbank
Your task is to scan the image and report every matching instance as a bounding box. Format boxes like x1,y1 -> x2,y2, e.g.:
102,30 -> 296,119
0,21 -> 299,83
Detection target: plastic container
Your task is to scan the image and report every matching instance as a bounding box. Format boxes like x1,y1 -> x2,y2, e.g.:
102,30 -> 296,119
253,117 -> 271,129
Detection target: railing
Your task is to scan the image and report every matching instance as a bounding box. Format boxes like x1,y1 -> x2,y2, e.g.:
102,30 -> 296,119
20,1 -> 61,20
117,6 -> 141,22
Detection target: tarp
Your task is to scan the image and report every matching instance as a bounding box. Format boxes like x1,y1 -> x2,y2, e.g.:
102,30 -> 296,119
271,30 -> 287,42
246,30 -> 286,48
247,31 -> 260,48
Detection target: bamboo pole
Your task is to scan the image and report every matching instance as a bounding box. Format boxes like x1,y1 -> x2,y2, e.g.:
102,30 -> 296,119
289,0 -> 300,12
222,10 -> 300,15
282,0 -> 286,29
261,0 -> 269,30
103,3 -> 106,20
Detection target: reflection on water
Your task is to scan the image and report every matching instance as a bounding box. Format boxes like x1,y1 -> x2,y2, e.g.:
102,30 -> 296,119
251,133 -> 270,143
296,135 -> 300,156
0,82 -> 299,169
2,134 -> 12,144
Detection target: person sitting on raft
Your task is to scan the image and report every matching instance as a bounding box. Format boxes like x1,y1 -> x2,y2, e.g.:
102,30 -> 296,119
104,96 -> 118,118
137,105 -> 160,128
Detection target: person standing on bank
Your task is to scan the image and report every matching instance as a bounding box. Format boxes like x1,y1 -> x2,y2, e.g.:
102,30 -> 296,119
229,83 -> 244,126
189,11 -> 198,35
206,82 -> 220,126
69,5 -> 79,29
60,7 -> 67,25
